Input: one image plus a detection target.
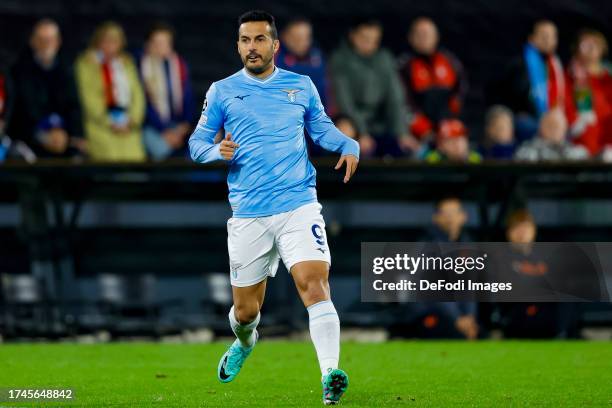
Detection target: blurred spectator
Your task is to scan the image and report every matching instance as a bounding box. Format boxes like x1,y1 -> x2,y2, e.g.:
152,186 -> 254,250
424,119 -> 481,163
565,29 -> 612,156
276,18 -> 328,109
0,66 -> 36,163
8,18 -> 84,158
136,22 -> 195,160
489,20 -> 565,141
76,21 -> 146,161
425,196 -> 470,242
498,209 -> 579,338
330,19 -> 412,157
399,17 -> 467,141
480,105 -> 516,159
514,109 -> 588,161
418,197 -> 478,340
506,209 -> 537,244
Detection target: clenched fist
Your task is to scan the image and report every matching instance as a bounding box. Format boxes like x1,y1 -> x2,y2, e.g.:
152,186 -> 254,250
219,133 -> 239,160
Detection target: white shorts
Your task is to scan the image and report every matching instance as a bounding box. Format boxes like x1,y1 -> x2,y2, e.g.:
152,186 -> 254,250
227,202 -> 331,287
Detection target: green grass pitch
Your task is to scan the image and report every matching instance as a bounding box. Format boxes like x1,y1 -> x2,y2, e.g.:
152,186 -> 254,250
1,341 -> 611,407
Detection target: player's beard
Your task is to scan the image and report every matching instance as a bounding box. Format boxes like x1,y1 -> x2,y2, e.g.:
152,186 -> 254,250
243,51 -> 274,75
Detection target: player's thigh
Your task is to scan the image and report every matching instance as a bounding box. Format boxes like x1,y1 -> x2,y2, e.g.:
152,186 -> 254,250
227,217 -> 280,288
275,202 -> 331,273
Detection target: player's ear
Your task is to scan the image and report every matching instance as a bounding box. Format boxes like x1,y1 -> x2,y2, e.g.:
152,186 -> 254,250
273,39 -> 280,54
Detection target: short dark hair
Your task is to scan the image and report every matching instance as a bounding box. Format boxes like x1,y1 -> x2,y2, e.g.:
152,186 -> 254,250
435,195 -> 462,212
238,10 -> 278,40
282,17 -> 311,33
530,19 -> 556,37
506,208 -> 536,230
350,17 -> 382,32
146,21 -> 175,42
32,18 -> 60,37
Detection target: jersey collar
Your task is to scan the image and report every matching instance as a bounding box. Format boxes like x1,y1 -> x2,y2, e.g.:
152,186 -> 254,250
241,66 -> 279,84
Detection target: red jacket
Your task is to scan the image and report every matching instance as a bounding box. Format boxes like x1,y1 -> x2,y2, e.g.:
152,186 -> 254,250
399,49 -> 466,138
566,62 -> 612,155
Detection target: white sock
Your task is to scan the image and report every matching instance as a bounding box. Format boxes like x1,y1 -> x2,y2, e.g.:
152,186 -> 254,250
307,300 -> 340,376
228,306 -> 260,348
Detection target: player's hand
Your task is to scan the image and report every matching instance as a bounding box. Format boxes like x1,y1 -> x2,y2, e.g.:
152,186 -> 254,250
219,133 -> 239,160
335,154 -> 358,184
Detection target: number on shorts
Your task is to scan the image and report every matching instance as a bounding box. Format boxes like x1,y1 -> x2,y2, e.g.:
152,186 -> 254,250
311,224 -> 325,246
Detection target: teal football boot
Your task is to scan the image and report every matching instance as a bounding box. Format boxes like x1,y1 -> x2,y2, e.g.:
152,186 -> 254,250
322,368 -> 349,405
217,331 -> 258,383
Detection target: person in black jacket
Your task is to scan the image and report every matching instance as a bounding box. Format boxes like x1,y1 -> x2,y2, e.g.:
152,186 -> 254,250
487,20 -> 566,142
8,18 -> 84,158
396,197 -> 479,340
495,209 -> 583,338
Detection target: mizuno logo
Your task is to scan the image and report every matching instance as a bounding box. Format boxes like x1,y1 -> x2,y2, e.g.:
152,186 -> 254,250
234,94 -> 250,100
316,248 -> 326,254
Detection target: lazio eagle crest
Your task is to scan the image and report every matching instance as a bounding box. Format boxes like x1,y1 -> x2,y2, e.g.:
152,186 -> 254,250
281,89 -> 302,102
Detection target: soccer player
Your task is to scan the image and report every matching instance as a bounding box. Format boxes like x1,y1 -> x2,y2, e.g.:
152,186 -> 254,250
188,10 -> 359,406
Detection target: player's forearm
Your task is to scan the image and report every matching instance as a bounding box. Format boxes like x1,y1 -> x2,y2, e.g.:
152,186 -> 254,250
316,128 -> 360,159
188,131 -> 222,163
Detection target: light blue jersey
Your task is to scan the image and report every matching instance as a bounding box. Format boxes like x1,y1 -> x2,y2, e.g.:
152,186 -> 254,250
189,67 -> 360,218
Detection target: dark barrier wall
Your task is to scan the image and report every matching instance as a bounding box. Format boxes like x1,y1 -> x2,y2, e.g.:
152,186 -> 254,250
2,0 -> 612,128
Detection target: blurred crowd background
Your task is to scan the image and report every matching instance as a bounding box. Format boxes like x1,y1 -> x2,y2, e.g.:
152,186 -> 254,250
1,1 -> 612,163
1,1 -> 612,342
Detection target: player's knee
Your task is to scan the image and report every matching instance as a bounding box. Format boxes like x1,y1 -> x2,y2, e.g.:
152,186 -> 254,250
301,279 -> 329,305
234,303 -> 260,324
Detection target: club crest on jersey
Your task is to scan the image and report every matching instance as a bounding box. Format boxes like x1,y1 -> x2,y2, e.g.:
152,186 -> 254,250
281,89 -> 302,103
